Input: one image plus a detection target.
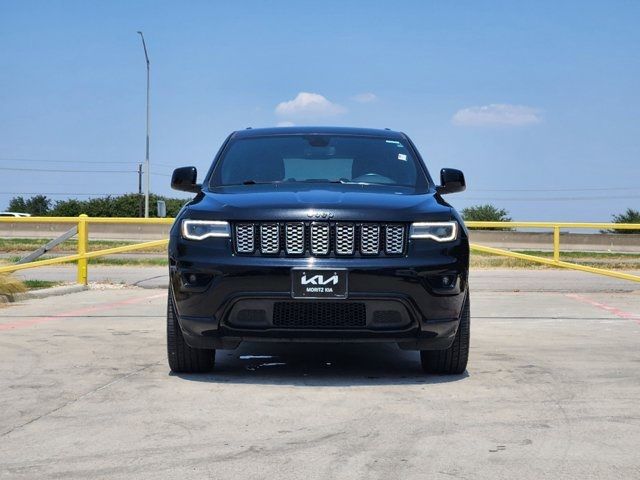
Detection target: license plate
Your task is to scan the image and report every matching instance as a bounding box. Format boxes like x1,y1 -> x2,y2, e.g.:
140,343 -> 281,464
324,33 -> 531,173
291,268 -> 348,299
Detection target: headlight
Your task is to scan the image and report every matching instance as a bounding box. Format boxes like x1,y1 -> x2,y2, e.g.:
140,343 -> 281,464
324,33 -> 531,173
409,221 -> 458,242
181,220 -> 230,240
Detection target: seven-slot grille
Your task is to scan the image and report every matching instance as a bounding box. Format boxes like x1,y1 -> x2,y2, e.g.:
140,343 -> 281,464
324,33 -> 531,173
233,222 -> 406,256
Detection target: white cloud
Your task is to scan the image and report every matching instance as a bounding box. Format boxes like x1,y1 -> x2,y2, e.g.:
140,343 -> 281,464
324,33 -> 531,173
352,92 -> 377,103
276,121 -> 295,127
275,92 -> 346,118
452,104 -> 542,127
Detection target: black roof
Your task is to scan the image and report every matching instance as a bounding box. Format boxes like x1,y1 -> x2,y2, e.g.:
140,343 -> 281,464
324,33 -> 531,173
231,126 -> 406,140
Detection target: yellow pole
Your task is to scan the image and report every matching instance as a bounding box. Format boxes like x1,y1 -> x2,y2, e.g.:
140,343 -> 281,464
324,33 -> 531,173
76,214 -> 89,285
553,225 -> 561,263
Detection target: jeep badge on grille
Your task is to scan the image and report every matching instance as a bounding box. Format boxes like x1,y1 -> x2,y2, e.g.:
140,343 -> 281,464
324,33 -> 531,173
307,210 -> 334,219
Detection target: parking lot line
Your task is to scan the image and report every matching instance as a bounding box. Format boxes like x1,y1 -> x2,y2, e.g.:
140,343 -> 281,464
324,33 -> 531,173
565,293 -> 640,324
0,292 -> 166,331
1,287 -> 639,478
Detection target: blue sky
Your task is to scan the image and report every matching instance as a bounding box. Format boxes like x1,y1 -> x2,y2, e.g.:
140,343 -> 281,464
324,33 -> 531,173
1,0 -> 639,220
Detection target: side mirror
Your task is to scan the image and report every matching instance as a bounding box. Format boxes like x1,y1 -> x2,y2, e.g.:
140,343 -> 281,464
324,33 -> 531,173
171,166 -> 201,193
436,168 -> 466,194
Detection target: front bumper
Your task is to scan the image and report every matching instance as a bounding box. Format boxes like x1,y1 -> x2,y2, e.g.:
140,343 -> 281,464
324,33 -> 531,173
169,234 -> 469,351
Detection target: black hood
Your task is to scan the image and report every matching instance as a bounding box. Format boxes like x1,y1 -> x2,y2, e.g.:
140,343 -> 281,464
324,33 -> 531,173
184,183 -> 452,222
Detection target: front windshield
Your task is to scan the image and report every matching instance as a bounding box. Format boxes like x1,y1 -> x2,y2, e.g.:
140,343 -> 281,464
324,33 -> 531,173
210,134 -> 429,189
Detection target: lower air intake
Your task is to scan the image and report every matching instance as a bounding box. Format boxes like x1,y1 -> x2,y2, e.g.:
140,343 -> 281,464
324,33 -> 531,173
273,302 -> 366,328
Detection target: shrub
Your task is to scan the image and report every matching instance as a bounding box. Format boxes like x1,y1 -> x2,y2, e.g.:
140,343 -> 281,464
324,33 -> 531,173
7,193 -> 189,218
0,274 -> 27,298
7,196 -> 27,213
603,208 -> 640,234
8,195 -> 51,216
461,204 -> 511,222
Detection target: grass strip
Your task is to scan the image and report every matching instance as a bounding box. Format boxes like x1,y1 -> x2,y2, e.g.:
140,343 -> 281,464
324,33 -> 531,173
0,237 -> 166,253
22,280 -> 63,290
471,251 -> 640,269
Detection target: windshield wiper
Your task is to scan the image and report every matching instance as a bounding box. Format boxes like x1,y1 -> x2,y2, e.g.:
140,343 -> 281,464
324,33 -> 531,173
240,180 -> 281,185
239,179 -> 357,186
289,178 -> 351,184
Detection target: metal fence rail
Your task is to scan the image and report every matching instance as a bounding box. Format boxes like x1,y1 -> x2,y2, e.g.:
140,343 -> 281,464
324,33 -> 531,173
1,216 -> 639,284
0,215 -> 172,284
466,221 -> 640,283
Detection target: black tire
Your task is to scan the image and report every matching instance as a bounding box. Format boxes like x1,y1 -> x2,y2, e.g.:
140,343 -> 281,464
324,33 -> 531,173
167,288 -> 215,373
420,294 -> 470,375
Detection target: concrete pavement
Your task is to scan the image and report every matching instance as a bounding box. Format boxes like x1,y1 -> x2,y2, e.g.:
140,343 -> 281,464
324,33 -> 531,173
0,281 -> 639,479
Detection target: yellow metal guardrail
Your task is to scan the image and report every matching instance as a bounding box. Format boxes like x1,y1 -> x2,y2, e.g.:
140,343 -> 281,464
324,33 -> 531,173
0,215 -> 172,284
0,216 -> 639,284
466,221 -> 640,283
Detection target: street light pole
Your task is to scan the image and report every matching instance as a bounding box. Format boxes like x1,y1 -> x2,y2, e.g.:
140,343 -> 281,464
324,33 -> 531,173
137,31 -> 150,218
137,162 -> 143,217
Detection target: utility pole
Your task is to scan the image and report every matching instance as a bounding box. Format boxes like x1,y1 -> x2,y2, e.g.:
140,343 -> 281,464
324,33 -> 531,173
138,162 -> 143,217
137,31 -> 150,218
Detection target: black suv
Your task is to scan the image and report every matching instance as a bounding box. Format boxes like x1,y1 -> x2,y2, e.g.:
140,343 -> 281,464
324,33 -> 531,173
168,127 -> 469,374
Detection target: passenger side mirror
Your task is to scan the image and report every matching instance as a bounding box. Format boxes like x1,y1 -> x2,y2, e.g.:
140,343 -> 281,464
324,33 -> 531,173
171,166 -> 201,193
436,168 -> 466,194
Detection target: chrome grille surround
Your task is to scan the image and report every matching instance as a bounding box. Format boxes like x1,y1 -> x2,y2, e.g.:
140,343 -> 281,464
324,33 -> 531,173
335,223 -> 355,255
310,222 -> 330,255
285,222 -> 305,254
235,224 -> 255,253
360,224 -> 381,255
260,223 -> 280,254
385,224 -> 405,255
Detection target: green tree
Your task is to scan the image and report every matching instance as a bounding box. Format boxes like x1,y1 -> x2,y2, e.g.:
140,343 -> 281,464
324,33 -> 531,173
112,194 -> 144,217
461,204 -> 511,222
49,198 -> 84,217
604,208 -> 640,234
163,197 -> 188,217
8,195 -> 50,215
48,193 -> 189,217
7,196 -> 28,212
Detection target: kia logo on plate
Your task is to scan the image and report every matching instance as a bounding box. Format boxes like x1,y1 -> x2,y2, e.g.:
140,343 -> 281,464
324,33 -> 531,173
306,210 -> 334,219
301,273 -> 339,286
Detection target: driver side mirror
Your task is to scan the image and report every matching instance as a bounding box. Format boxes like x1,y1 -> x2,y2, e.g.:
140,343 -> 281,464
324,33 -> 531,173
171,166 -> 201,193
436,168 -> 466,195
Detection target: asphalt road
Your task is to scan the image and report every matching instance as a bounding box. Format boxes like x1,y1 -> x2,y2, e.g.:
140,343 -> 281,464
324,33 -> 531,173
1,279 -> 639,479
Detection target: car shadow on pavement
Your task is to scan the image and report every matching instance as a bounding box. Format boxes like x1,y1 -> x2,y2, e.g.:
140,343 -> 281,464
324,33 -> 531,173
172,342 -> 469,386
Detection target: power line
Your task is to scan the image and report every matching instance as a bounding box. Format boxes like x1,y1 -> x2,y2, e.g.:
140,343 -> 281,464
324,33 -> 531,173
461,195 -> 640,202
0,157 -> 136,165
0,192 -> 129,196
0,167 -> 137,173
148,163 -> 176,169
1,161 -> 633,190
0,158 -> 177,168
472,187 -> 640,192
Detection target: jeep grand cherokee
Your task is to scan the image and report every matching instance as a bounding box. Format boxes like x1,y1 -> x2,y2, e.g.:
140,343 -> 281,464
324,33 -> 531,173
168,127 -> 469,374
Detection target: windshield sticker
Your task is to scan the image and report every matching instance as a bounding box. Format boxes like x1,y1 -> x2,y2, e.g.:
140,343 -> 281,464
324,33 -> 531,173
398,153 -> 407,161
385,140 -> 400,144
